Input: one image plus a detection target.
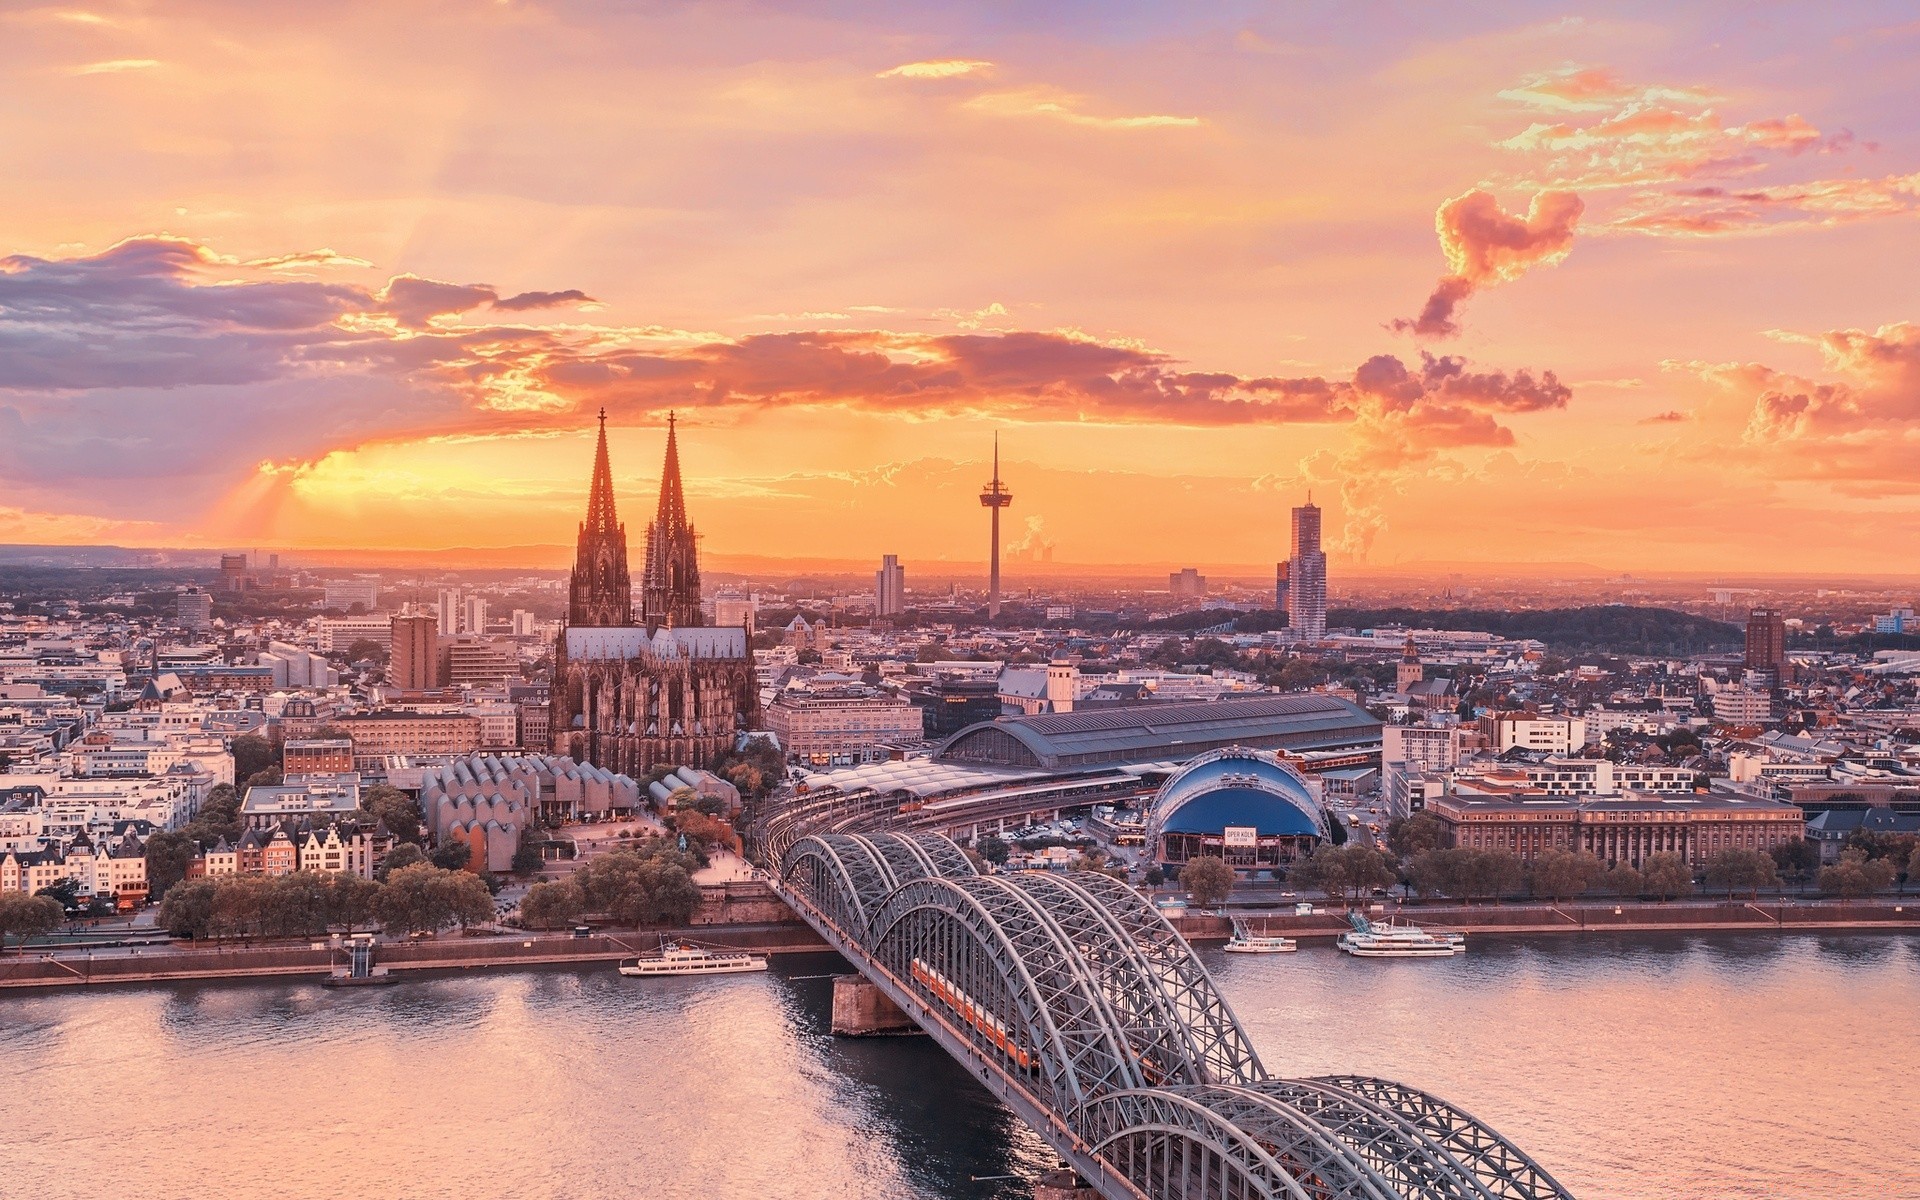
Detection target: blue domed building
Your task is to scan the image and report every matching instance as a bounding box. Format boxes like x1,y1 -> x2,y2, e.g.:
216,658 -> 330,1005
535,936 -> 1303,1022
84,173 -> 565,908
1145,747 -> 1330,871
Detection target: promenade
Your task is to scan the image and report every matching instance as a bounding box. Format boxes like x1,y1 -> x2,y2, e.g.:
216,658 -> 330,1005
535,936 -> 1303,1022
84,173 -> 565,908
1175,897 -> 1920,940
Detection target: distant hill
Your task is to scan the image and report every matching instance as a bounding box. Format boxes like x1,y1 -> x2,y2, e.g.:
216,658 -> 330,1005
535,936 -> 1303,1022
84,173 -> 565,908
1330,605 -> 1741,656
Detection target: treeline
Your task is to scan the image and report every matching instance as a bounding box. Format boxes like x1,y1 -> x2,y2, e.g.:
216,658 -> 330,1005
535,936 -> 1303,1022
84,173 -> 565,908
1330,605 -> 1740,656
519,839 -> 704,930
156,864 -> 493,940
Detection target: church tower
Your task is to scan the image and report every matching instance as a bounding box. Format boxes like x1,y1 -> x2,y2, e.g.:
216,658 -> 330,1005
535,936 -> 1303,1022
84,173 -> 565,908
639,412 -> 704,628
567,409 -> 634,627
1397,635 -> 1424,695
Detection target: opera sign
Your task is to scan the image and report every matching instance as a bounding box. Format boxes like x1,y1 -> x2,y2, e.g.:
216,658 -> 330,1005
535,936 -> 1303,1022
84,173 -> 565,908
1223,825 -> 1258,848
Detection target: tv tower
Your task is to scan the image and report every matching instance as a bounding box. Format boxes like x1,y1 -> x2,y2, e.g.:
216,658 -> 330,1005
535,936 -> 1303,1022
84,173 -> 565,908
979,433 -> 1013,620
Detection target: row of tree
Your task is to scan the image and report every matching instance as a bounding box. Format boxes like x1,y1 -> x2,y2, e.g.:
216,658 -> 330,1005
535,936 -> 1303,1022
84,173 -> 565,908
155,863 -> 494,940
519,839 -> 705,930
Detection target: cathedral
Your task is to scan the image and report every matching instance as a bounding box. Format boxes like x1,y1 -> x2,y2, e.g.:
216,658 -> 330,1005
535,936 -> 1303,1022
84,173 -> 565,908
551,411 -> 759,775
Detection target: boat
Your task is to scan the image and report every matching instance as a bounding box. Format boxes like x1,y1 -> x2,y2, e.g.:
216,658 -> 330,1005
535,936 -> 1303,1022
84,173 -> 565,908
618,940 -> 769,977
1223,916 -> 1296,954
1336,912 -> 1465,958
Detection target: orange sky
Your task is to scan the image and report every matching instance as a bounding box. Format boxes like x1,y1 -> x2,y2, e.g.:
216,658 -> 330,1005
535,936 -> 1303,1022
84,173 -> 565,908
2,2 -> 1918,573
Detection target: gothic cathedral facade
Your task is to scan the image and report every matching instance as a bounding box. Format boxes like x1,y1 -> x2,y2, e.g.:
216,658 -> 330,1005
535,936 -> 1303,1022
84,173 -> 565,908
551,412 -> 758,775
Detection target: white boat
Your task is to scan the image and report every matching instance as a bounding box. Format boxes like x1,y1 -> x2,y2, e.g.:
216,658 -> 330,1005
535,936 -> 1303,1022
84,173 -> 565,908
618,940 -> 769,977
1224,916 -> 1296,954
1336,913 -> 1465,958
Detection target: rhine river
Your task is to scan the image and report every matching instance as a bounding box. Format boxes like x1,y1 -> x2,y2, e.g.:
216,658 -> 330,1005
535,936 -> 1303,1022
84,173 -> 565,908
3,932 -> 1915,1200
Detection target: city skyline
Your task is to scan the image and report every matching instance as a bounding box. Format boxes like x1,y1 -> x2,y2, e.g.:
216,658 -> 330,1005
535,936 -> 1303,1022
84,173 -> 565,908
5,4 -> 1920,573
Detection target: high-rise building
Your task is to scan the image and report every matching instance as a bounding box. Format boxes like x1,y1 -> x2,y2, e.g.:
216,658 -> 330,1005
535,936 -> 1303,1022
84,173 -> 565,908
437,587 -> 463,636
979,434 -> 1012,619
463,594 -> 489,635
1274,561 -> 1288,611
219,553 -> 250,593
510,609 -> 536,637
876,554 -> 906,617
638,412 -> 702,627
176,588 -> 212,633
391,614 -> 441,690
1287,498 -> 1328,640
323,579 -> 381,612
1169,568 -> 1206,600
1744,608 -> 1787,679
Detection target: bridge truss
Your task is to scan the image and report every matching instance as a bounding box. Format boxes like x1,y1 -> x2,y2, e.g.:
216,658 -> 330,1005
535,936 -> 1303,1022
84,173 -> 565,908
766,823 -> 1576,1200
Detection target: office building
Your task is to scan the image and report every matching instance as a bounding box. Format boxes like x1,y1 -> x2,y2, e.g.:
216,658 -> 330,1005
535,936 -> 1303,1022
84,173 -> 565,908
1745,608 -> 1787,679
1287,499 -> 1327,640
1168,568 -> 1206,600
1423,791 -> 1803,869
764,683 -> 926,766
443,636 -> 518,686
876,555 -> 906,617
510,609 -> 537,637
437,588 -> 463,636
176,589 -> 212,633
391,614 -> 441,691
322,579 -> 381,612
219,553 -> 250,593
463,594 -> 489,636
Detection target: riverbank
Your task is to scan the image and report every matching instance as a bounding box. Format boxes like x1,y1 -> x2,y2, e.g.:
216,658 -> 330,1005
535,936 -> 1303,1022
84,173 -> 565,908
1172,897 -> 1920,941
0,922 -> 829,991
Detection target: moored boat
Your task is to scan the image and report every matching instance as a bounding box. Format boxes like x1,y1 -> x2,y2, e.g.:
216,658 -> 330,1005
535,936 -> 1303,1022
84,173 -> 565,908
618,940 -> 769,977
1336,912 -> 1464,958
1223,916 -> 1296,954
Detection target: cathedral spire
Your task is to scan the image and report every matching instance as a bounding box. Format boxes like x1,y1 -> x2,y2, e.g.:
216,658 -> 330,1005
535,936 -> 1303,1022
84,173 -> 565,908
640,409 -> 704,628
568,408 -> 633,626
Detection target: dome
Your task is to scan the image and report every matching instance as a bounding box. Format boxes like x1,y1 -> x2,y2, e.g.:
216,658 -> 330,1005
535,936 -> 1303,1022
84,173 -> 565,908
1146,746 -> 1327,843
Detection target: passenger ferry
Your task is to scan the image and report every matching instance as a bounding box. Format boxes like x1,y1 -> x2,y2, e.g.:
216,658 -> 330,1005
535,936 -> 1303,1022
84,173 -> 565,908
618,940 -> 769,977
1223,916 -> 1296,954
1336,913 -> 1465,958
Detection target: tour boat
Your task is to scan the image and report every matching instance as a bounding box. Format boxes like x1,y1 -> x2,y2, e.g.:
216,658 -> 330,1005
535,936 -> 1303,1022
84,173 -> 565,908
1223,917 -> 1296,954
1336,913 -> 1465,958
618,941 -> 769,977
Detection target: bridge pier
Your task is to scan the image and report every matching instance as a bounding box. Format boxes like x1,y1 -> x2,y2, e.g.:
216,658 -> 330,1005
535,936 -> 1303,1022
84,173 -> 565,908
830,974 -> 920,1037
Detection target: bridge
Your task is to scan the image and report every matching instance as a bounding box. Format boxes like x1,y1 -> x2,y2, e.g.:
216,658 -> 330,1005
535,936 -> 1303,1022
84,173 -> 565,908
757,804 -> 1577,1200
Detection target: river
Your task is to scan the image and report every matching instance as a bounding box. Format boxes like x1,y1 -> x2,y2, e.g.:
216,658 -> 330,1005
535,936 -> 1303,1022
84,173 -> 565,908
2,932 -> 1914,1200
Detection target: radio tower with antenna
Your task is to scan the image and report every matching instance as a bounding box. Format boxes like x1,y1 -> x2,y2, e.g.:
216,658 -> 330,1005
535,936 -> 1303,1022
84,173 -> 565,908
979,433 -> 1013,620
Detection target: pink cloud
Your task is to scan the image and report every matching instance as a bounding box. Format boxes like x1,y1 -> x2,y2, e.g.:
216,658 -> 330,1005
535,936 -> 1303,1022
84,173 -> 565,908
1393,189 -> 1583,337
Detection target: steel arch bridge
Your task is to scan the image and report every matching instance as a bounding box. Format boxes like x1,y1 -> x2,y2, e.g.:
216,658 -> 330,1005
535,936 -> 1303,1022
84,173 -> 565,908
767,826 -> 1575,1200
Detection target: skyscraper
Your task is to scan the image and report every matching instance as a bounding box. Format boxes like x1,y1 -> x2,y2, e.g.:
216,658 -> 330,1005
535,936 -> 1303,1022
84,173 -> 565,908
1745,608 -> 1787,679
1288,498 -> 1328,641
391,613 -> 441,690
639,412 -> 703,628
463,594 -> 488,635
876,554 -> 906,617
979,434 -> 1013,619
437,587 -> 463,635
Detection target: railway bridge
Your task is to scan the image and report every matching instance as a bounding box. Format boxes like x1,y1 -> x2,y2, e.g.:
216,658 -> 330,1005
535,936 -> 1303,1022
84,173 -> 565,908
758,802 -> 1576,1200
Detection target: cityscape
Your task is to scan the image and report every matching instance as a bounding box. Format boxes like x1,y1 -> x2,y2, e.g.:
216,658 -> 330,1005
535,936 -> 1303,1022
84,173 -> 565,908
3,5 -> 1919,1200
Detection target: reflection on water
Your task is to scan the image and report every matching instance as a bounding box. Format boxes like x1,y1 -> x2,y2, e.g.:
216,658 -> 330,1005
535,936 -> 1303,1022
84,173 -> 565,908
1,933 -> 1913,1200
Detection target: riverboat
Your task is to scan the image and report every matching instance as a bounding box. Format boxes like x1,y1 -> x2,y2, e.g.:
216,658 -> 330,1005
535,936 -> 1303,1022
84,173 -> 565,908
1223,916 -> 1296,954
618,940 -> 768,977
1336,913 -> 1465,958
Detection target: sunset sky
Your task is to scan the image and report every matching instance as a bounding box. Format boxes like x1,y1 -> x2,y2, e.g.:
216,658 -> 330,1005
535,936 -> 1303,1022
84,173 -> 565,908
3,2 -> 1918,574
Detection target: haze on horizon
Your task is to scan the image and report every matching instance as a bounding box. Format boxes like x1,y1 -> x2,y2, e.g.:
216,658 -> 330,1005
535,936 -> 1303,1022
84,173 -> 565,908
3,2 -> 1918,574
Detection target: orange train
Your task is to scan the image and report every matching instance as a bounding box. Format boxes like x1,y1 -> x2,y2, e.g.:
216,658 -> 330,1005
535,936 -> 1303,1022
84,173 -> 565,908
911,959 -> 1035,1070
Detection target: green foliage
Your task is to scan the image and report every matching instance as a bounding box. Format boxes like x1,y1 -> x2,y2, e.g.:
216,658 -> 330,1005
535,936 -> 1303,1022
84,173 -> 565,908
1142,866 -> 1165,887
35,878 -> 83,912
1528,851 -> 1607,902
976,835 -> 1010,866
1639,853 -> 1695,901
429,838 -> 475,871
359,784 -> 422,845
185,783 -> 243,844
230,734 -> 279,783
1819,850 -> 1898,900
1290,845 -> 1396,905
1330,605 -> 1741,656
0,893 -> 64,951
574,841 -> 705,927
345,638 -> 388,664
511,837 -> 546,875
157,878 -> 219,938
143,830 -> 199,902
1404,848 -> 1525,902
379,842 -> 426,879
1178,855 -> 1235,908
377,864 -> 495,933
1606,863 -> 1644,898
1702,849 -> 1779,899
1770,838 -> 1820,878
520,881 -> 585,929
1386,812 -> 1446,860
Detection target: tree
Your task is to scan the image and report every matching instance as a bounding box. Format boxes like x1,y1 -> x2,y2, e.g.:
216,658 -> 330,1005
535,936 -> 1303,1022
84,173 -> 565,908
521,881 -> 586,929
1908,844 -> 1920,894
1530,851 -> 1606,902
1068,849 -> 1127,879
1607,863 -> 1644,898
187,782 -> 243,844
1386,812 -> 1447,860
1639,853 -> 1696,901
1703,849 -> 1779,900
511,836 -> 546,875
346,638 -> 388,665
326,873 -> 383,933
379,842 -> 426,879
230,733 -> 279,783
0,893 -> 64,952
1178,856 -> 1234,908
143,830 -> 200,902
976,835 -> 1010,866
1770,838 -> 1819,882
575,842 -> 705,928
359,784 -> 423,845
1293,845 -> 1395,906
671,810 -> 733,860
430,837 -> 475,871
35,878 -> 83,913
1143,866 -> 1165,887
1819,850 -> 1897,901
157,878 -> 220,938
377,863 -> 491,934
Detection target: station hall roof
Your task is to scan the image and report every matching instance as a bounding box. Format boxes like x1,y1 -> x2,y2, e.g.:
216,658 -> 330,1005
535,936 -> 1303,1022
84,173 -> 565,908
934,694 -> 1381,771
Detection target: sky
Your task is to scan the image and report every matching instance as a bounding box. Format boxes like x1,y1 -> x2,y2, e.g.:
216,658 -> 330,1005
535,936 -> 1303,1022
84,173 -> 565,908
2,1 -> 1919,574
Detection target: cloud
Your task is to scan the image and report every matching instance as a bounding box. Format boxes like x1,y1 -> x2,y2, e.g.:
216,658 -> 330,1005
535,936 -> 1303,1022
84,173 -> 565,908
964,88 -> 1202,130
492,288 -> 597,312
70,58 -> 159,75
1638,409 -> 1689,424
1497,66 -> 1714,114
1393,189 -> 1583,337
1609,172 -> 1920,236
877,60 -> 993,80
